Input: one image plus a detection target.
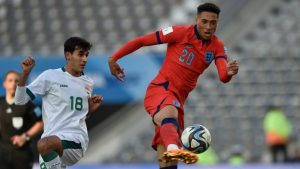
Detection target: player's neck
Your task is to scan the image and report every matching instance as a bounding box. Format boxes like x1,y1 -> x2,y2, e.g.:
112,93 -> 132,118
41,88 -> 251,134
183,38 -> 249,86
6,93 -> 14,104
64,66 -> 82,77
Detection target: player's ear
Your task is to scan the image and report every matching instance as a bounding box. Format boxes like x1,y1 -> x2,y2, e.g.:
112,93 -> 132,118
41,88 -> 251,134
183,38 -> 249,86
195,14 -> 200,23
65,52 -> 71,61
3,75 -> 7,88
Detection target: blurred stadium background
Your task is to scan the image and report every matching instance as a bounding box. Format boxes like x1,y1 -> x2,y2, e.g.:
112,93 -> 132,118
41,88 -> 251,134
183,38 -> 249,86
1,0 -> 300,168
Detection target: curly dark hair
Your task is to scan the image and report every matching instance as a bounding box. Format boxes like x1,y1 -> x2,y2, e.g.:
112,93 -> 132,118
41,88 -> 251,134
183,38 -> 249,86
197,2 -> 220,15
64,37 -> 92,53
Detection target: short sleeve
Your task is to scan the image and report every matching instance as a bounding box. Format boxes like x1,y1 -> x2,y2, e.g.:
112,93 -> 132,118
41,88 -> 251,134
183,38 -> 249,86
88,79 -> 94,98
27,70 -> 51,98
90,84 -> 94,98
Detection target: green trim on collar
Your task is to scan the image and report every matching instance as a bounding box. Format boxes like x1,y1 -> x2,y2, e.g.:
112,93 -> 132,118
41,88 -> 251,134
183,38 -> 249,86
62,67 -> 84,76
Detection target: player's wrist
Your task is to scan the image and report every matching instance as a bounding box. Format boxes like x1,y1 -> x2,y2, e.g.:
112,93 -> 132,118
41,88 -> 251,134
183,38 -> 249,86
23,132 -> 31,141
18,73 -> 29,86
108,56 -> 118,62
22,71 -> 32,78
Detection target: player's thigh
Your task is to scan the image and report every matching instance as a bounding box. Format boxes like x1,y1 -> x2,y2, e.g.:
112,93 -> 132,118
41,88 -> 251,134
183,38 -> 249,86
157,144 -> 177,167
60,148 -> 83,166
153,105 -> 179,126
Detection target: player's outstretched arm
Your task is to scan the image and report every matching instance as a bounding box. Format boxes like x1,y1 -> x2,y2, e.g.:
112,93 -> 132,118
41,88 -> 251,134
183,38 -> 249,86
87,95 -> 103,118
15,56 -> 35,105
108,32 -> 159,81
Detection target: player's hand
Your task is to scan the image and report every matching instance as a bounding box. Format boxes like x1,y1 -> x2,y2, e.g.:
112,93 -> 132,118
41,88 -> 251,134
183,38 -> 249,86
226,60 -> 239,76
21,56 -> 35,75
11,134 -> 27,148
108,57 -> 125,82
88,95 -> 103,115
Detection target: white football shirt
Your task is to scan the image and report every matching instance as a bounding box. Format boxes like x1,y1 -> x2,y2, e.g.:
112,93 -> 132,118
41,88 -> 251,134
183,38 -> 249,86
26,68 -> 93,153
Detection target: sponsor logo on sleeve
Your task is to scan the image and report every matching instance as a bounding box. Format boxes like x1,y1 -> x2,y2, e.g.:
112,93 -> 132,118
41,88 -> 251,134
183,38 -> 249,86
224,47 -> 228,56
162,26 -> 173,35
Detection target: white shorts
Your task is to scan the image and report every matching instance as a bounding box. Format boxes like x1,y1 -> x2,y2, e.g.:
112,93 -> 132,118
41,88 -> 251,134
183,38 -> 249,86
60,148 -> 83,166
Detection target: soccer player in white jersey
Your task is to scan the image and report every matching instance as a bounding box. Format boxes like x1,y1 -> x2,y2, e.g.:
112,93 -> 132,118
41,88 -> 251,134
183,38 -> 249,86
14,37 -> 103,169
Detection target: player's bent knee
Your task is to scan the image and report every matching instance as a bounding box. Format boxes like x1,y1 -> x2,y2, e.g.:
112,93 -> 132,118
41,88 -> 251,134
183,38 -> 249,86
37,136 -> 63,155
154,106 -> 178,125
37,139 -> 49,155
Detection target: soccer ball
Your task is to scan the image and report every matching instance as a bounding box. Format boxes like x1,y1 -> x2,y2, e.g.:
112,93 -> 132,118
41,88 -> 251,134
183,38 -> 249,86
180,124 -> 211,154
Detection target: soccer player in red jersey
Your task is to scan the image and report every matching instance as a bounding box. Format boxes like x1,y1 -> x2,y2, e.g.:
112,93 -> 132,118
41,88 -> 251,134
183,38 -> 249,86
108,3 -> 238,168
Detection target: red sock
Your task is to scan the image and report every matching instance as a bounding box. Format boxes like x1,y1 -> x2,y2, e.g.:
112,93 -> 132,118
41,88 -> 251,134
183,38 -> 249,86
160,123 -> 180,148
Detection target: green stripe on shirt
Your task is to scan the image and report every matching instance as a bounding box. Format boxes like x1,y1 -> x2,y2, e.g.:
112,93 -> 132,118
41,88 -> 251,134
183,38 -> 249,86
26,88 -> 35,100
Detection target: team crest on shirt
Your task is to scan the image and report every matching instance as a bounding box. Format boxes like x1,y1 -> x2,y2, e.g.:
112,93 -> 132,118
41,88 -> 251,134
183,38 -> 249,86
85,85 -> 92,95
12,117 -> 23,129
205,51 -> 214,63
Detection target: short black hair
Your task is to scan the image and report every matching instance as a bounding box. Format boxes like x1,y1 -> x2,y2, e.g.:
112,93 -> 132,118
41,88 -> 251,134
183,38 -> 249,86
3,70 -> 19,82
64,37 -> 92,53
197,2 -> 220,15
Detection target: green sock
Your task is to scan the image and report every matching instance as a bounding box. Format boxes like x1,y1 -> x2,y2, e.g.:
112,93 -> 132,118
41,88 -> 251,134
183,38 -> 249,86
41,151 -> 61,169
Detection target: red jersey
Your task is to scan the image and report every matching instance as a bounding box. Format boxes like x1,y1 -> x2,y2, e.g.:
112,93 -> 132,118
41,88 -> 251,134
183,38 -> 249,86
112,25 -> 231,103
